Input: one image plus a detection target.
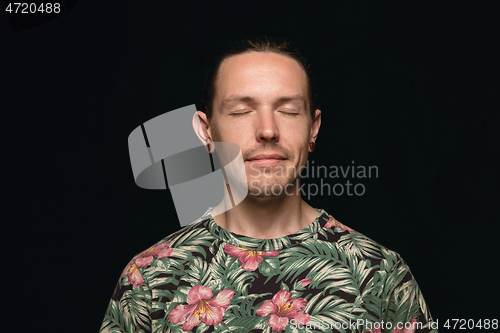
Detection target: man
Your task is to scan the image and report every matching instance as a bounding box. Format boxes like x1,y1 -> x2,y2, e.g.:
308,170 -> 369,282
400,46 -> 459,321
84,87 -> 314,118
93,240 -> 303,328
100,37 -> 437,333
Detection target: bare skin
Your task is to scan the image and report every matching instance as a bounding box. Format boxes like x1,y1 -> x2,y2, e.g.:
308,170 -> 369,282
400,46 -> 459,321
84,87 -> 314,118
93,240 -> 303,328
193,51 -> 322,239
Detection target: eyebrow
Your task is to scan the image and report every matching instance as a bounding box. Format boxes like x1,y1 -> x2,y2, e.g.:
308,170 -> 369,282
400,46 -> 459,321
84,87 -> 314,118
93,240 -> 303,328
220,95 -> 306,108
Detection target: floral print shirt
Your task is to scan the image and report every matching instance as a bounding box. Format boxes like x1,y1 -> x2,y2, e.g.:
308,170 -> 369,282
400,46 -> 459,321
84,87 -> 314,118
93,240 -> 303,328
100,208 -> 437,333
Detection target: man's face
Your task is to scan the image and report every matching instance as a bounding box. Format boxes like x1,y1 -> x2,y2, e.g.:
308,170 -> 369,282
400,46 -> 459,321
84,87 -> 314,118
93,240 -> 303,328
209,51 -> 321,198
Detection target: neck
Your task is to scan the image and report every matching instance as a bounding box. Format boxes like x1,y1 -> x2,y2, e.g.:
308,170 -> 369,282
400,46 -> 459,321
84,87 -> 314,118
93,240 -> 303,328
211,178 -> 319,239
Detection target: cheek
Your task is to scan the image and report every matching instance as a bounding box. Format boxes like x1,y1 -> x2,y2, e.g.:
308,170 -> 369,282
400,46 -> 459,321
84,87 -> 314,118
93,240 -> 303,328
209,123 -> 225,142
287,130 -> 309,149
216,124 -> 250,144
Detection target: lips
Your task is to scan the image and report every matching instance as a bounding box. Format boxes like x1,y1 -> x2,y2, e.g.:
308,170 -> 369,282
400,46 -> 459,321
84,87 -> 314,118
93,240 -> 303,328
245,153 -> 287,167
246,154 -> 287,161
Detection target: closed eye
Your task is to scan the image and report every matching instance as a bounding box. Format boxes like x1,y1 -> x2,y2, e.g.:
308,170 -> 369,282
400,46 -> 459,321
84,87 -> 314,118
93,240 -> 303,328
230,111 -> 251,116
230,110 -> 299,116
280,111 -> 299,116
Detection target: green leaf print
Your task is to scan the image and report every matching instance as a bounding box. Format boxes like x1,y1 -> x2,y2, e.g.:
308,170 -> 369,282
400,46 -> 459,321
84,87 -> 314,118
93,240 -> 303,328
208,243 -> 257,295
258,257 -> 280,276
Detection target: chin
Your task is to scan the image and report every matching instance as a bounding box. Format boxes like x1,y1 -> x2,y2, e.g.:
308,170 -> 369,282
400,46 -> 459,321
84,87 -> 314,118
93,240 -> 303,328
246,176 -> 295,199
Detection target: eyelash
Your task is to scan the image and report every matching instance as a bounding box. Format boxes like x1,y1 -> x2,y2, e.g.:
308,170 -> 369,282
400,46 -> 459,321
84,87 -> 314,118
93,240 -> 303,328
231,111 -> 250,116
231,111 -> 298,116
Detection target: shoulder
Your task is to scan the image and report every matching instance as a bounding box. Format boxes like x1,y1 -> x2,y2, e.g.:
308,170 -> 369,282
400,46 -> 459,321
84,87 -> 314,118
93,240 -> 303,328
319,214 -> 422,300
158,216 -> 215,248
119,217 -> 215,288
321,213 -> 404,270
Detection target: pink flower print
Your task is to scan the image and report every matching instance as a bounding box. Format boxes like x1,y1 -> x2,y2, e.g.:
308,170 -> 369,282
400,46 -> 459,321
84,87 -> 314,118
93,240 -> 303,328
256,289 -> 310,332
169,285 -> 235,331
298,278 -> 312,287
120,240 -> 173,287
120,261 -> 144,287
324,215 -> 355,232
135,241 -> 173,267
224,244 -> 279,271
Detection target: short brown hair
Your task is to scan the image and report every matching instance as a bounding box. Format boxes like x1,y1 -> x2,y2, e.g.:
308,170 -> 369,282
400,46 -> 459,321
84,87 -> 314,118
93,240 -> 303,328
201,36 -> 318,120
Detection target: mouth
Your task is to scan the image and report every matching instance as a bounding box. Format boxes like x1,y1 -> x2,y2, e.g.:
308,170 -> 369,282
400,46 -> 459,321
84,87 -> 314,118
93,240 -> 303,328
246,154 -> 287,167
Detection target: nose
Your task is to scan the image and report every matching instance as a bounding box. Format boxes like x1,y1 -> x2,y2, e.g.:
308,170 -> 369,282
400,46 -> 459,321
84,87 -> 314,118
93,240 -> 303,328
255,109 -> 280,143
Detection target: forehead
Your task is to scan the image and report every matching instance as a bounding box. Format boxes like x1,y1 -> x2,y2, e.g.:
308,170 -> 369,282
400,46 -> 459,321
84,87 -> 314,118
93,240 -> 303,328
215,52 -> 308,105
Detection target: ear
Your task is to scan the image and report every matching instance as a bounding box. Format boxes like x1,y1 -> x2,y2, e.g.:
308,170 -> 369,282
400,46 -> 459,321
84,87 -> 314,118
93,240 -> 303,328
192,111 -> 211,145
310,109 -> 321,141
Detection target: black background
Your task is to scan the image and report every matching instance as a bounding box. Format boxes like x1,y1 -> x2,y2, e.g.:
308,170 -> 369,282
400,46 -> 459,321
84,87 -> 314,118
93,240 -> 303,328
2,1 -> 499,332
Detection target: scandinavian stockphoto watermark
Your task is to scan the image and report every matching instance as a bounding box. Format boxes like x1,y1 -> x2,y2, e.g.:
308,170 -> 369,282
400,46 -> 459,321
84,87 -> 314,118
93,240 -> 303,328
248,160 -> 378,199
